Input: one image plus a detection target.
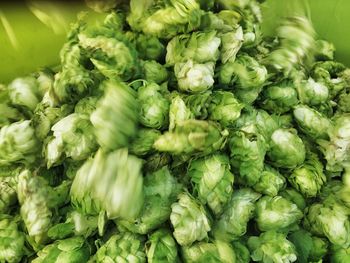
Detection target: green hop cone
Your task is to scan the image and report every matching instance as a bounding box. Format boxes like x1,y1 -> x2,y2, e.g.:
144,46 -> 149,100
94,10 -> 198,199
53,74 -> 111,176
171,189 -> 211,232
267,16 -> 315,74
304,200 -> 350,247
232,241 -> 251,263
181,240 -> 236,263
235,108 -> 278,142
90,80 -> 138,151
118,166 -> 181,234
315,39 -> 335,61
279,188 -> 307,211
154,120 -> 228,156
0,84 -> 24,128
0,120 -> 40,166
53,66 -> 92,104
188,154 -> 234,216
220,26 -> 244,64
32,236 -> 91,263
289,229 -> 328,263
17,170 -> 70,245
129,129 -> 161,157
32,103 -> 73,140
141,60 -> 169,84
248,231 -> 297,263
128,0 -> 202,39
74,96 -> 98,116
228,130 -> 267,186
70,158 -> 103,216
174,60 -> 215,93
337,88 -> 350,113
293,105 -> 331,140
45,113 -> 98,168
71,149 -> 144,220
213,188 -> 261,242
183,91 -> 212,119
255,195 -> 303,232
53,44 -> 95,104
170,192 -> 211,246
296,78 -> 329,106
331,246 -> 350,263
78,29 -> 139,81
91,232 -> 146,262
146,229 -> 180,263
138,83 -> 170,129
289,153 -> 326,198
318,114 -> 350,172
311,61 -> 349,99
168,95 -> 194,131
133,33 -> 165,61
309,237 -> 329,262
143,153 -> 172,173
253,165 -> 286,197
8,76 -> 41,114
267,128 -> 306,169
219,54 -> 267,88
0,215 -> 25,263
166,31 -> 221,65
48,210 -> 101,240
259,81 -> 299,114
0,176 -> 17,213
208,91 -> 244,126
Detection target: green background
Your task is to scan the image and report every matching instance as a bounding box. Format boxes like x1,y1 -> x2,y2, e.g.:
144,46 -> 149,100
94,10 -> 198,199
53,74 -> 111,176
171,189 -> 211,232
0,0 -> 349,83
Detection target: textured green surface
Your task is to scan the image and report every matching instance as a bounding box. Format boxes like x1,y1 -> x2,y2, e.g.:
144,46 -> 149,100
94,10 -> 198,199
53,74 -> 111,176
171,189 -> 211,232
0,0 -> 350,83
